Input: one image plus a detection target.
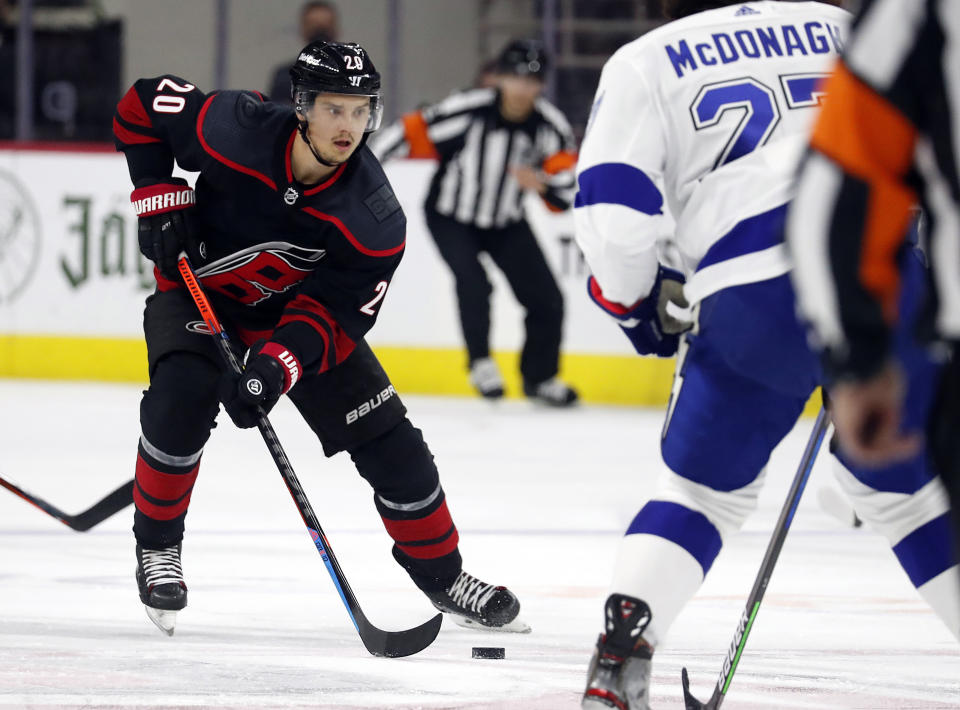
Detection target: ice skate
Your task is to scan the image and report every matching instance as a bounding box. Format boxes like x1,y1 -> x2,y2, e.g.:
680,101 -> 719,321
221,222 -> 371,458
582,594 -> 654,710
136,543 -> 187,636
426,570 -> 530,633
524,377 -> 579,407
469,357 -> 505,399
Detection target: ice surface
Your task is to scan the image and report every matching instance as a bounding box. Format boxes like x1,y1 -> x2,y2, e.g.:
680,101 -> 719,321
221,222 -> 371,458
1,380 -> 957,709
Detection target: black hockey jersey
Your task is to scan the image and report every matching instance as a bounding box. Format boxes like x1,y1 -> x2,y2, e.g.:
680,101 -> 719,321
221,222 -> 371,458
114,75 -> 405,374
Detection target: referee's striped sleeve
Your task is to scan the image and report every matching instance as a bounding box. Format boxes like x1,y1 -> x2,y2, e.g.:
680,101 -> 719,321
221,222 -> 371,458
788,0 -> 929,380
536,98 -> 578,212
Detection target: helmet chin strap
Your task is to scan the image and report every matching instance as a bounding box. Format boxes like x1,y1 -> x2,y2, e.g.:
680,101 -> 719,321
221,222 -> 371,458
298,120 -> 343,168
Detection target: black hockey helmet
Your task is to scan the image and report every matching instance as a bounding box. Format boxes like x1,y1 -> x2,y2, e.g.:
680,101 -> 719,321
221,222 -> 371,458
495,39 -> 548,79
289,40 -> 383,131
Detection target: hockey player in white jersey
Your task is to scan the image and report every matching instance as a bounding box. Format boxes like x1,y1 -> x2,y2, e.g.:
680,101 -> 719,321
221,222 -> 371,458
575,1 -> 959,708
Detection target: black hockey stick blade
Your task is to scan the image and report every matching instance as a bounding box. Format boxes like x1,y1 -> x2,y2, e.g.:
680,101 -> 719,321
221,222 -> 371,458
682,666 -> 714,710
356,610 -> 443,658
0,475 -> 134,532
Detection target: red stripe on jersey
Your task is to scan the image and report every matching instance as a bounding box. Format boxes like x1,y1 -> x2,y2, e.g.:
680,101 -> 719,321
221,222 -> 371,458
279,294 -> 357,368
196,94 -> 278,191
284,131 -> 347,193
117,86 -> 154,128
381,501 -> 455,543
153,267 -> 182,292
304,162 -> 347,195
396,528 -> 460,560
284,130 -> 297,183
113,118 -> 161,146
301,207 -> 405,257
588,276 -> 641,316
282,313 -> 332,366
235,326 -> 273,348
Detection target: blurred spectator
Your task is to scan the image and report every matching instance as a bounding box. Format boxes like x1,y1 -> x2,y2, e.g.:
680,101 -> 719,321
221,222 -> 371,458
267,1 -> 340,103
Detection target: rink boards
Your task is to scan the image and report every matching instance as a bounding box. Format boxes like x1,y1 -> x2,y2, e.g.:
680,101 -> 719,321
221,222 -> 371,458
0,144 -> 668,404
0,144 -> 818,411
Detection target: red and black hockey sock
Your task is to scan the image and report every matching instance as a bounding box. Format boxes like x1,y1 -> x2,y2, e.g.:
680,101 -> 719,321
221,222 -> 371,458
378,486 -> 462,592
133,438 -> 201,549
349,419 -> 463,591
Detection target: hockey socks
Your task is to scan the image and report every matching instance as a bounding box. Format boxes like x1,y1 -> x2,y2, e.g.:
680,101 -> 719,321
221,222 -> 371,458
133,437 -> 201,548
377,485 -> 461,589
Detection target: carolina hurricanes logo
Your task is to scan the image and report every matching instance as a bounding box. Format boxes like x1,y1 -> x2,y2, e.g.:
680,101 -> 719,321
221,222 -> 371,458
195,242 -> 326,306
185,320 -> 213,335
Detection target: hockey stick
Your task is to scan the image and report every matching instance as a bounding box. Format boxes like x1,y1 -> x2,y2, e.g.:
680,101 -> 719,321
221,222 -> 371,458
0,474 -> 133,532
681,406 -> 829,710
177,254 -> 442,658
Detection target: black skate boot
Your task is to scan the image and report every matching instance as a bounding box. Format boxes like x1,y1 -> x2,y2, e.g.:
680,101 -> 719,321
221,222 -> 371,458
426,570 -> 531,633
136,543 -> 187,636
582,594 -> 654,710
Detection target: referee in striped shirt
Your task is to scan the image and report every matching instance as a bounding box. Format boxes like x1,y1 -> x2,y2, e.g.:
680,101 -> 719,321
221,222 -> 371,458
788,0 -> 960,551
370,40 -> 579,406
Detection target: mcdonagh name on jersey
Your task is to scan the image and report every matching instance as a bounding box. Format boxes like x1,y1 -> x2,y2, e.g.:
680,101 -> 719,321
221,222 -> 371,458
666,22 -> 843,79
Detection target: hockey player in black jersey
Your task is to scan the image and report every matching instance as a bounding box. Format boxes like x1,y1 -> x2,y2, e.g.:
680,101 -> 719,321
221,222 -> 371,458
114,40 -> 528,637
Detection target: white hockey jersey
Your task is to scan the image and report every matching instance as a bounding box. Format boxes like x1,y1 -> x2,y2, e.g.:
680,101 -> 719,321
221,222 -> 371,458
574,1 -> 850,308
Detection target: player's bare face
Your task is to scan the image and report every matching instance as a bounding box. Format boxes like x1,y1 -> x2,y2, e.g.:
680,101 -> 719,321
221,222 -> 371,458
305,94 -> 371,163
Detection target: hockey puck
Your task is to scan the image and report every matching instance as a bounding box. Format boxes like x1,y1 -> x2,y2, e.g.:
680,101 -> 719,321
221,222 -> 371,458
471,646 -> 505,659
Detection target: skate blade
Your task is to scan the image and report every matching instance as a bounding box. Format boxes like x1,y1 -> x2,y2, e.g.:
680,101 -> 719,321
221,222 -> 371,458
449,614 -> 532,634
144,606 -> 178,636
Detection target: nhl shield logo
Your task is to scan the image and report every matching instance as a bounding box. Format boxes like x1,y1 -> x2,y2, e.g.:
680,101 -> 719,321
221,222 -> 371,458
283,187 -> 299,205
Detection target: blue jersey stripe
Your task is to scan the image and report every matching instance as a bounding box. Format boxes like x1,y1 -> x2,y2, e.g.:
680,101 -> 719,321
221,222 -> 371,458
574,162 -> 664,215
892,513 -> 955,588
697,204 -> 787,271
626,500 -> 722,575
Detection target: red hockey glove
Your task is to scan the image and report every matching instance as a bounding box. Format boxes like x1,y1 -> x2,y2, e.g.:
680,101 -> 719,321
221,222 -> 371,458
131,177 -> 199,280
220,341 -> 302,428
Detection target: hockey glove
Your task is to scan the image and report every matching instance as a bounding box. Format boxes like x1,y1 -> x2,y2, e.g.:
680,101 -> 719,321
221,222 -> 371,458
131,177 -> 199,280
220,341 -> 302,428
587,265 -> 690,357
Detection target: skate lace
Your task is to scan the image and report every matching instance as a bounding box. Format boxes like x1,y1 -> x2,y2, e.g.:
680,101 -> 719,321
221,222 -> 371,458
141,547 -> 184,587
448,571 -> 497,614
470,358 -> 504,391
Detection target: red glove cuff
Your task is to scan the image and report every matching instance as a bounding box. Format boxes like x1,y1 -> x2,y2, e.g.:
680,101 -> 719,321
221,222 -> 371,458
258,342 -> 302,393
131,183 -> 195,217
587,276 -> 643,319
